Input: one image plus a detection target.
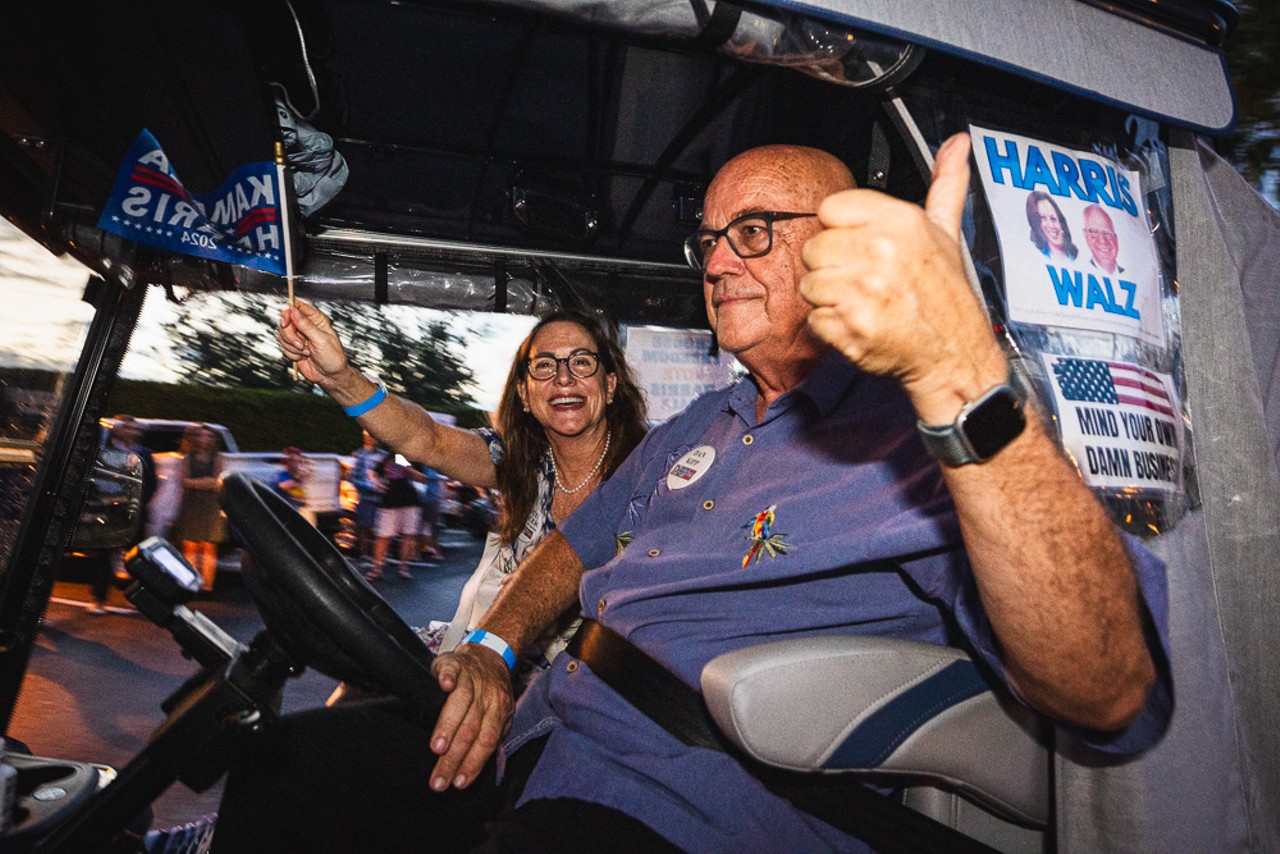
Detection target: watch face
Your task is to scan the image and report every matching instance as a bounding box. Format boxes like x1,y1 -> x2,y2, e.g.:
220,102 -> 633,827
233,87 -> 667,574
959,387 -> 1026,460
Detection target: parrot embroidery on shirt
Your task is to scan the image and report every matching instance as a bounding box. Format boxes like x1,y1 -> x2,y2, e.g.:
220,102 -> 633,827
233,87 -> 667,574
615,531 -> 634,555
741,504 -> 791,568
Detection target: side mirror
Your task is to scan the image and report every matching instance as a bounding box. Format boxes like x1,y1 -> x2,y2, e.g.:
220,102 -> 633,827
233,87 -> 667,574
70,448 -> 146,552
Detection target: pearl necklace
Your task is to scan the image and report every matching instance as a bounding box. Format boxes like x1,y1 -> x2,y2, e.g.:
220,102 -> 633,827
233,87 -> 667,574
548,430 -> 612,495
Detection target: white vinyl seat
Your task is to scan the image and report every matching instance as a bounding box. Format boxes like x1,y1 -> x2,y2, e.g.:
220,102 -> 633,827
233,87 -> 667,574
701,635 -> 1050,853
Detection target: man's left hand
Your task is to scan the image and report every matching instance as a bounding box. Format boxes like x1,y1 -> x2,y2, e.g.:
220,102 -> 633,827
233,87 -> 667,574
427,644 -> 514,791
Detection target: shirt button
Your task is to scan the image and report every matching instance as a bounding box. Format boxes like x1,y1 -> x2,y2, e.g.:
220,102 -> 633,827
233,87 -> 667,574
597,598 -> 607,615
647,548 -> 661,557
742,434 -> 754,446
566,660 -> 579,673
703,499 -> 715,510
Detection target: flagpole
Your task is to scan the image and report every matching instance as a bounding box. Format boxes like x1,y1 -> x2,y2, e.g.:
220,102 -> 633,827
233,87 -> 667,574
275,141 -> 299,381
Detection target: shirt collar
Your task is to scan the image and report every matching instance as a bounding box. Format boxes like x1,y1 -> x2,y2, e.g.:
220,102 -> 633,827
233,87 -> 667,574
792,349 -> 862,417
726,348 -> 863,422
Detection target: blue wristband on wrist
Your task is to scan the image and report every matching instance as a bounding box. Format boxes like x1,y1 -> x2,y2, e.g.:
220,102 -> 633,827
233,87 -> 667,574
343,382 -> 387,417
460,629 -> 517,670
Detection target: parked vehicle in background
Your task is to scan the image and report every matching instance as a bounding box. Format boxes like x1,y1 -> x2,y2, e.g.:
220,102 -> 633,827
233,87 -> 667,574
100,418 -> 239,456
218,451 -> 351,543
98,417 -> 237,541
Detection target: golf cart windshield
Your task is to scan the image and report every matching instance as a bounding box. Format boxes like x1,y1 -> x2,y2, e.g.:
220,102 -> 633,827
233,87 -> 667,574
1,1 -> 1277,852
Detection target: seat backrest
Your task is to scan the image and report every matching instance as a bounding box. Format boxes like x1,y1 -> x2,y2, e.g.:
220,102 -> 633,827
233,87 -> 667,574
701,635 -> 1050,842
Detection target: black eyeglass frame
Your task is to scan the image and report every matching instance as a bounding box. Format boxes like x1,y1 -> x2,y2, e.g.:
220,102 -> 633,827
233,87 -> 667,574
525,349 -> 603,381
683,210 -> 817,270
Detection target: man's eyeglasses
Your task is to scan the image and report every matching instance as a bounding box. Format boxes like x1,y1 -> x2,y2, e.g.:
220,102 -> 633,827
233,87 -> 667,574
1084,228 -> 1118,242
683,211 -> 816,271
527,350 -> 601,381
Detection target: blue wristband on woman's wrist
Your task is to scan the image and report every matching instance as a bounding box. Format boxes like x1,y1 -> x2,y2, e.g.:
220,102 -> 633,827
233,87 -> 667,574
460,629 -> 517,670
342,381 -> 387,417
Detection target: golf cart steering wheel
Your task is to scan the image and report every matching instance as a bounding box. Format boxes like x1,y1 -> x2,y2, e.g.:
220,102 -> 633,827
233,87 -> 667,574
218,472 -> 442,717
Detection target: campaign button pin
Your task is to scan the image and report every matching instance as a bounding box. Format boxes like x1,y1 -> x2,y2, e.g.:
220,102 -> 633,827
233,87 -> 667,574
667,445 -> 715,490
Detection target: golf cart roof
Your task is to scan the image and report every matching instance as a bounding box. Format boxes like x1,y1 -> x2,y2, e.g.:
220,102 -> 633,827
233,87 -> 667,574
0,0 -> 1239,326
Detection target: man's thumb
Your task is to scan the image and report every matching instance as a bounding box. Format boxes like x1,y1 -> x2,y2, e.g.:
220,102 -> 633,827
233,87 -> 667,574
925,133 -> 972,241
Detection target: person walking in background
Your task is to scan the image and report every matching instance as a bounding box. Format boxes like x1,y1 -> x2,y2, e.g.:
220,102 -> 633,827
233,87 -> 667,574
171,423 -> 224,592
417,464 -> 445,562
348,430 -> 385,568
89,415 -> 156,614
274,446 -> 312,510
366,451 -> 422,580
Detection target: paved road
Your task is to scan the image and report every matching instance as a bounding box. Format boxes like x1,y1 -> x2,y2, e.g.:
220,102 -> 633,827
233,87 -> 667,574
8,528 -> 485,834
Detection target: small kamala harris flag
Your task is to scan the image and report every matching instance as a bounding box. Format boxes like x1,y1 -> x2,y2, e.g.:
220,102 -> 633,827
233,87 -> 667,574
97,129 -> 288,276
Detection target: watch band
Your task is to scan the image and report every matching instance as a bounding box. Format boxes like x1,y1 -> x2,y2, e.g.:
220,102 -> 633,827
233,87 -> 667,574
917,366 -> 1028,466
917,415 -> 978,464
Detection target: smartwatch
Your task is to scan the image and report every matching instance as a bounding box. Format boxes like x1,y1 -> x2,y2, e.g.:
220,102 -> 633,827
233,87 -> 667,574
917,369 -> 1027,466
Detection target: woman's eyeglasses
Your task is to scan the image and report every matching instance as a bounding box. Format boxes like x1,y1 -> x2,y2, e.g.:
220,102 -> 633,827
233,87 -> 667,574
527,350 -> 601,381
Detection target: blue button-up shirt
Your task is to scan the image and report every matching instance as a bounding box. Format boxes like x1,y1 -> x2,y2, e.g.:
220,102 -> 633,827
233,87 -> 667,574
505,350 -> 1171,852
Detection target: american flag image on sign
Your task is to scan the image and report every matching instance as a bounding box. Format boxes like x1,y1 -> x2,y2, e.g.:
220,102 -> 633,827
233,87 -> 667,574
1052,358 -> 1174,418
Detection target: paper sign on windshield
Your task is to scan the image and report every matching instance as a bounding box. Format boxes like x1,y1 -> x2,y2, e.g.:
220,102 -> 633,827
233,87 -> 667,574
1041,352 -> 1183,493
625,327 -> 738,423
970,126 -> 1164,347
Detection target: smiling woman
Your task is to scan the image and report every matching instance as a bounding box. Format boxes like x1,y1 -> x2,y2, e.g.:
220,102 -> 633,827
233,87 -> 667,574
278,301 -> 648,687
429,309 -> 648,682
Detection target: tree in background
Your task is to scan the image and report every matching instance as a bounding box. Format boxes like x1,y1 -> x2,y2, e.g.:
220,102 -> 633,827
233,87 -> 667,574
162,292 -> 478,408
324,303 -> 477,410
1219,0 -> 1280,200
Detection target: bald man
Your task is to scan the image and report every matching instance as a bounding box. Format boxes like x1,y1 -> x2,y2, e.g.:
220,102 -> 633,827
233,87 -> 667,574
216,137 -> 1170,853
1083,203 -> 1124,275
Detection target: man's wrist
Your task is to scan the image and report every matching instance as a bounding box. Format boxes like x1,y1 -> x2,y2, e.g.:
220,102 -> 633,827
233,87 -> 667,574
460,629 -> 517,670
903,350 -> 1010,425
917,365 -> 1028,466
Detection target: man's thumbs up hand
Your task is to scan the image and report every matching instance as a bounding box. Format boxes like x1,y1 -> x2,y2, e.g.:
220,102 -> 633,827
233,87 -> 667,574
801,133 -> 1009,423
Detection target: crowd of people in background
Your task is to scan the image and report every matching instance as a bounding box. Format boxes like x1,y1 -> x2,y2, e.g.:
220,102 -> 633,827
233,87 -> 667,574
348,429 -> 450,581
86,418 -> 340,608
79,410 -> 491,614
